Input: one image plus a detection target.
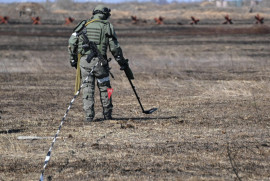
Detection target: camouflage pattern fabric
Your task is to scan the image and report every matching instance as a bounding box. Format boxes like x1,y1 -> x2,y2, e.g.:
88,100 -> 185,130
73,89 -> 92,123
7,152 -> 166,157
80,56 -> 113,119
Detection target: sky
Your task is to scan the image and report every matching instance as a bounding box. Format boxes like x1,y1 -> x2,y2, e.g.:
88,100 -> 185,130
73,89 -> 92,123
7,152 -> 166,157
0,0 -> 205,3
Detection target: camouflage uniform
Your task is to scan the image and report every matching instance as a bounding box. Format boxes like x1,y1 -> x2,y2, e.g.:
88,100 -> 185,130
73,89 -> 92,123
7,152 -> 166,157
68,5 -> 129,121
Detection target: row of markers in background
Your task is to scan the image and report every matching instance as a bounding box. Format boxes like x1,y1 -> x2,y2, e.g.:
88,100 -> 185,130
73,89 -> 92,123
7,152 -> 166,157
0,14 -> 265,25
134,14 -> 264,25
0,16 -> 75,25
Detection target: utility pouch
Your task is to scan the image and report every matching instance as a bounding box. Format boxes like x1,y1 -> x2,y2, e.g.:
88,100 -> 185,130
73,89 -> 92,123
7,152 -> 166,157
86,51 -> 96,63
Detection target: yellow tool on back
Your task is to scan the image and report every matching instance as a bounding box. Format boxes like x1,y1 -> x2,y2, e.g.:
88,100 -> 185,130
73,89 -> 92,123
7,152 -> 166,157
74,54 -> 81,94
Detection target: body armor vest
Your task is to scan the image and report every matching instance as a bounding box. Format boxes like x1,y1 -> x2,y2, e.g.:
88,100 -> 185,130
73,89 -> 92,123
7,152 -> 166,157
78,20 -> 109,57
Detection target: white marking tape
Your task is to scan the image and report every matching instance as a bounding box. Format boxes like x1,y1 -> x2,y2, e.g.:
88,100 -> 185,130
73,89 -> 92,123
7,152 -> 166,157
39,62 -> 99,181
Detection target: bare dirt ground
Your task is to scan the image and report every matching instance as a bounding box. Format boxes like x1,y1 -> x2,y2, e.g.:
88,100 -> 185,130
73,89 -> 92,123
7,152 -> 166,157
1,3 -> 270,181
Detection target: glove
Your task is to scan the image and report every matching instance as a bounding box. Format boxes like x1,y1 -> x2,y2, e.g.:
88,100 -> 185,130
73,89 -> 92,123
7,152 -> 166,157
70,59 -> 77,69
116,58 -> 134,80
113,48 -> 134,79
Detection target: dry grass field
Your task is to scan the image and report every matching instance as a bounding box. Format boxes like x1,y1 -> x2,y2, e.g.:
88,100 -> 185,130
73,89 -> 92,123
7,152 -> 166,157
1,2 -> 270,181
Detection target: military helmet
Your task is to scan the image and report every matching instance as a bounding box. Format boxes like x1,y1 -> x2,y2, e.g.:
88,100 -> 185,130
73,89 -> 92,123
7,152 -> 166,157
93,5 -> 111,18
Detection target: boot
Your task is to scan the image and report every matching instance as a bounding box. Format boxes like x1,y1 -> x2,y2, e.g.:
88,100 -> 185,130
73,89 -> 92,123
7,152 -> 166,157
104,114 -> 112,120
85,117 -> 94,122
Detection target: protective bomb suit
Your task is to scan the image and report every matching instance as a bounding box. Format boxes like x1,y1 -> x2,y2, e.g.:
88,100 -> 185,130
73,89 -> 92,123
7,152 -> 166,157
68,5 -> 132,121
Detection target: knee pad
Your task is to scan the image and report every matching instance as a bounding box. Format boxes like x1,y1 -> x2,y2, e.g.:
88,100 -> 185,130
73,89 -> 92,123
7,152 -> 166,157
97,76 -> 111,87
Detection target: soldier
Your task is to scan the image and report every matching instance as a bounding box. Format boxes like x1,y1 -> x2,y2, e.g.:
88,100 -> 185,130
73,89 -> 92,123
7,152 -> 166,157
68,5 -> 133,122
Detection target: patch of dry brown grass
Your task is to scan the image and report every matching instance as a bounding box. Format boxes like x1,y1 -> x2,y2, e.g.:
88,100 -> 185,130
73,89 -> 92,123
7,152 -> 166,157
1,22 -> 270,180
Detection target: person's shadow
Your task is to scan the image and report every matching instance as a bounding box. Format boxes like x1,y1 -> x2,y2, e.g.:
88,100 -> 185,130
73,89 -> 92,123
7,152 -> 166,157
93,116 -> 178,122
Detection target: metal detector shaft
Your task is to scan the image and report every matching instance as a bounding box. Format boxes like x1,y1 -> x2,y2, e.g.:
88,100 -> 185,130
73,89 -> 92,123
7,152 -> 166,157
126,76 -> 157,114
127,77 -> 145,113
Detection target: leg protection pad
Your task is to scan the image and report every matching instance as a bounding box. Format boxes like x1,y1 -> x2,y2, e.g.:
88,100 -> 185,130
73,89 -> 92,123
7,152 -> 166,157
97,79 -> 113,116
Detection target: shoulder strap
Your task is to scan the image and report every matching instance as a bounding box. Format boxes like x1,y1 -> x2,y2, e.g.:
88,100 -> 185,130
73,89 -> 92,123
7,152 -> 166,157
85,19 -> 109,27
74,19 -> 109,33
85,19 -> 99,27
